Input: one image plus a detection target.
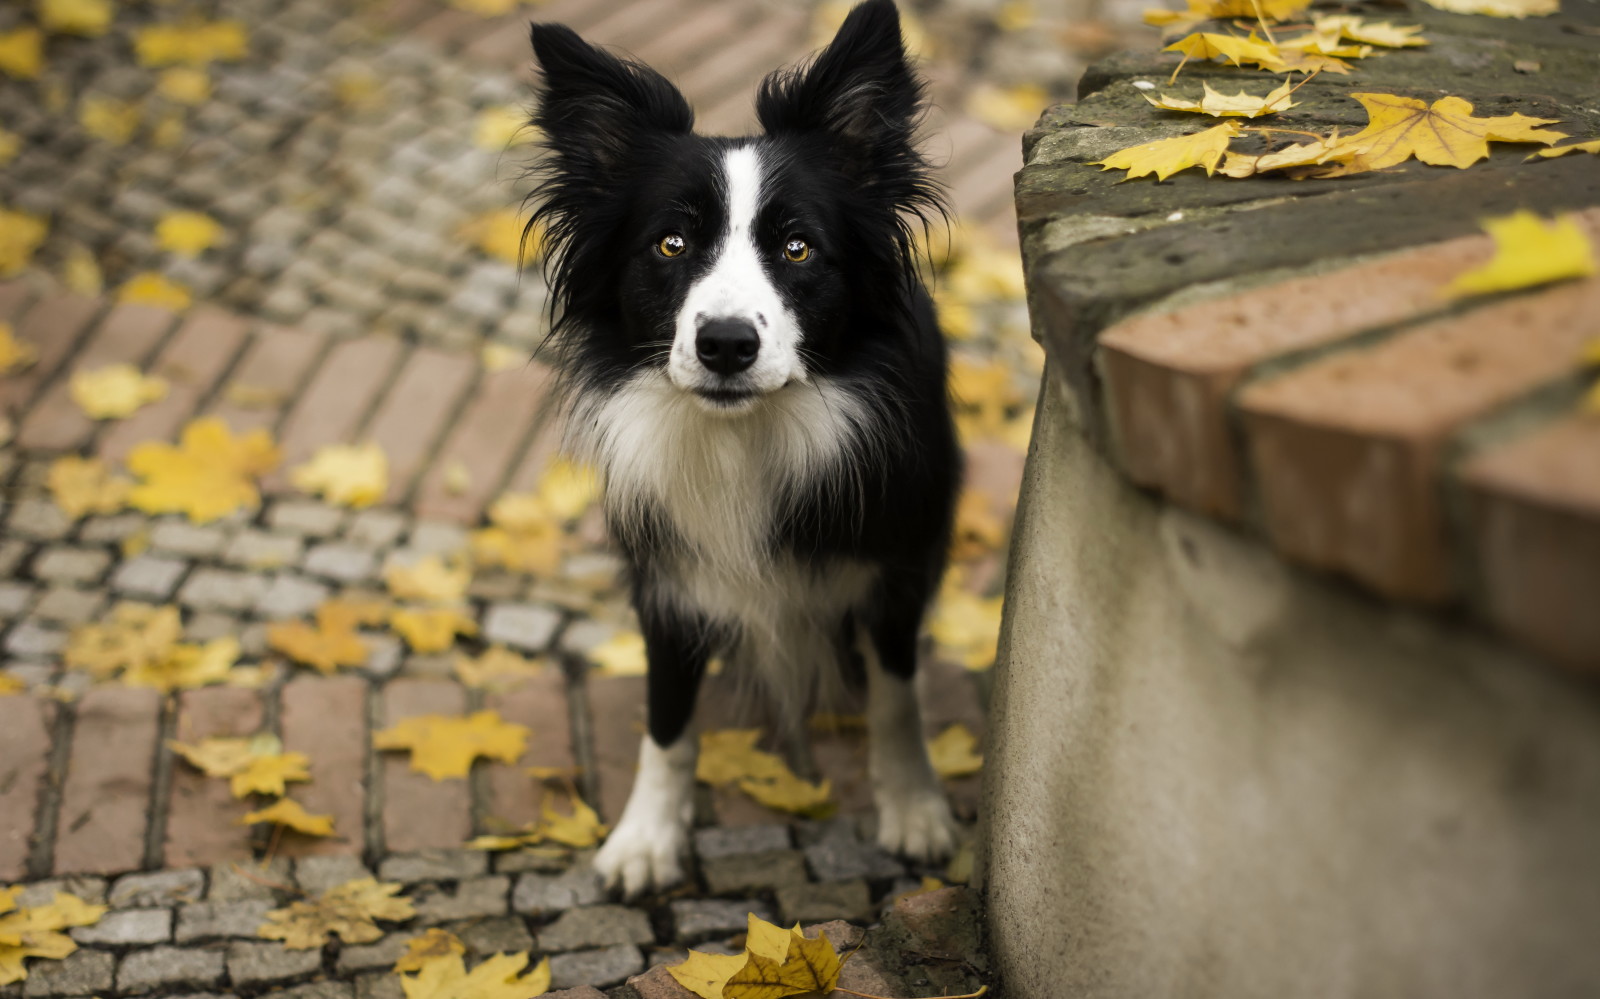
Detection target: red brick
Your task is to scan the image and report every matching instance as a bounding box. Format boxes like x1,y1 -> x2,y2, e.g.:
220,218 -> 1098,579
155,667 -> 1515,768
504,416 -> 564,494
97,307 -> 252,463
483,670 -> 576,832
918,659 -> 985,821
265,335 -> 405,492
54,687 -> 162,876
413,362 -> 552,522
0,695 -> 56,880
0,292 -> 100,421
697,679 -> 792,827
382,680 -> 471,853
460,18 -> 537,72
677,9 -> 807,131
585,675 -> 646,824
1237,275 -> 1600,602
581,0 -> 694,52
1461,414 -> 1600,671
17,303 -> 177,452
0,277 -> 39,321
810,727 -> 876,819
163,687 -> 265,868
367,0 -> 435,32
938,115 -> 1006,180
364,346 -> 477,505
1094,215 -> 1588,518
626,0 -> 754,80
202,323 -> 326,435
947,138 -> 1021,223
536,0 -> 640,33
279,675 -> 369,858
410,7 -> 481,49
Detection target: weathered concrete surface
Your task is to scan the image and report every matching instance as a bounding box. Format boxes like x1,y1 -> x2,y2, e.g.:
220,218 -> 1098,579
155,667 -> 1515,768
984,370 -> 1600,998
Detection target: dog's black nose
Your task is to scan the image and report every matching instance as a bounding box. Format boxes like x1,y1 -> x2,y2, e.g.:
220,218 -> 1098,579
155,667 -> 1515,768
695,318 -> 759,375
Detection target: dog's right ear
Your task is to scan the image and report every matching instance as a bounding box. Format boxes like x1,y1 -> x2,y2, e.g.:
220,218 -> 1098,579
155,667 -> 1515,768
529,24 -> 693,174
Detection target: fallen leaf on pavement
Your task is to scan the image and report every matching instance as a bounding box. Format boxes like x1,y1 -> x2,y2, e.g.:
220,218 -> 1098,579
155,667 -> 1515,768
587,631 -> 646,675
536,793 -> 609,848
60,245 -> 103,295
470,492 -> 565,574
65,604 -> 183,678
454,646 -> 547,690
0,675 -> 24,696
38,0 -> 113,37
474,106 -> 537,149
0,891 -> 107,986
394,928 -> 466,973
929,581 -> 1003,670
1144,79 -> 1298,117
0,207 -> 47,276
460,209 -> 539,267
737,769 -> 835,818
266,601 -> 372,675
1445,211 -> 1597,298
385,555 -> 470,604
291,442 -> 389,508
390,607 -> 477,653
70,363 -> 169,420
1536,138 -> 1600,159
134,20 -> 249,66
965,83 -> 1049,132
239,798 -> 336,838
1095,121 -> 1242,181
157,67 -> 210,104
670,914 -> 843,999
170,733 -> 312,797
374,710 -> 530,780
123,636 -> 240,692
0,322 -> 36,373
928,723 -> 985,778
0,28 -> 44,80
128,417 -> 281,522
535,458 -> 600,521
117,272 -> 192,311
258,878 -> 412,950
697,729 -> 790,787
155,211 -> 222,257
48,455 -> 130,519
78,96 -> 141,144
399,951 -> 551,999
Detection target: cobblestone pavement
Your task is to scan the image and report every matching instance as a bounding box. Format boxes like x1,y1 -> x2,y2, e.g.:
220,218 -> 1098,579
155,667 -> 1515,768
0,0 -> 1154,995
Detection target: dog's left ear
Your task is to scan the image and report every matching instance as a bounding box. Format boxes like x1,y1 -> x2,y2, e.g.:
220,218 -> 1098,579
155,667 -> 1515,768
755,0 -> 924,172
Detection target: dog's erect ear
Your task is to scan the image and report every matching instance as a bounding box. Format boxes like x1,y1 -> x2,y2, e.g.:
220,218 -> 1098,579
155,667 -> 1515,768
529,24 -> 693,172
755,0 -> 922,158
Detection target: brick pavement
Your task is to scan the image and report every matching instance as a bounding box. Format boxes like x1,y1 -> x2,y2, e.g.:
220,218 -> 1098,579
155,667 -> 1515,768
0,0 -> 1158,992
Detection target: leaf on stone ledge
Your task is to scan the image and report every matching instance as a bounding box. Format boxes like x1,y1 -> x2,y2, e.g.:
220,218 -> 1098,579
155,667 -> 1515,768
1144,80 -> 1298,118
1311,15 -> 1429,47
1535,138 -> 1600,160
258,878 -> 412,950
724,927 -> 844,999
1445,210 -> 1597,299
1327,93 -> 1567,173
1095,121 -> 1242,181
0,891 -> 107,986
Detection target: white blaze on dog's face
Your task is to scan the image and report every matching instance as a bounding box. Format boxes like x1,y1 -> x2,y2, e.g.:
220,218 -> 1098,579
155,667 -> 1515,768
667,145 -> 804,409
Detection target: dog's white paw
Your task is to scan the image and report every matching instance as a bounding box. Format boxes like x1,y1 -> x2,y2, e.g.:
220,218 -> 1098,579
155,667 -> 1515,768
876,789 -> 958,863
593,817 -> 688,897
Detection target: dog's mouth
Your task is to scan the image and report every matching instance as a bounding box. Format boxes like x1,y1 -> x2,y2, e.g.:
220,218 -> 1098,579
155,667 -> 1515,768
692,386 -> 758,408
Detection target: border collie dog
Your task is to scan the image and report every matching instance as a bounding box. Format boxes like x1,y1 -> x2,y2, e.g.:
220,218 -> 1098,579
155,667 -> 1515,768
527,0 -> 961,895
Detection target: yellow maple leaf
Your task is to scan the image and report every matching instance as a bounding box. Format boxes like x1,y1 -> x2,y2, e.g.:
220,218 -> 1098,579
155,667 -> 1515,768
587,631 -> 647,675
930,582 -> 1004,670
0,675 -> 25,696
670,949 -> 749,999
1145,79 -> 1298,118
258,878 -> 411,950
1095,120 -> 1243,182
1417,0 -> 1556,15
400,951 -> 551,999
0,207 -> 47,277
60,245 -> 102,295
157,66 -> 210,104
0,892 -> 106,986
725,927 -> 844,999
1536,138 -> 1600,160
291,442 -> 389,508
239,798 -> 336,837
65,604 -> 183,678
474,106 -> 537,149
230,752 -> 312,797
123,636 -> 239,692
738,770 -> 835,818
697,729 -> 791,786
385,555 -> 470,604
390,607 -> 477,653
78,96 -> 140,144
267,601 -> 373,674
155,211 -> 222,257
133,20 -> 248,67
1445,211 -> 1597,299
39,0 -> 113,37
1332,93 -> 1567,172
536,457 -> 600,521
965,83 -> 1049,132
469,523 -> 564,574
0,28 -> 44,80
169,733 -> 311,796
536,793 -> 610,848
128,417 -> 281,522
374,710 -> 529,780
928,723 -> 985,778
48,455 -> 130,519
0,322 -> 36,374
69,363 -> 169,420
1164,32 -> 1287,74
1218,128 -> 1368,178
394,928 -> 466,973
1311,15 -> 1428,47
117,271 -> 192,311
454,646 -> 547,690
0,128 -> 17,166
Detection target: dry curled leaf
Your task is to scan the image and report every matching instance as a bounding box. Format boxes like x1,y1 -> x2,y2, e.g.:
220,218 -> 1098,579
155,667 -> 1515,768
1095,121 -> 1242,182
239,798 -> 336,838
0,891 -> 107,986
394,928 -> 465,973
291,442 -> 389,508
1144,80 -> 1298,118
48,455 -> 130,519
70,363 -> 169,420
1445,211 -> 1597,298
399,951 -> 551,999
1535,138 -> 1600,160
127,417 -> 281,522
258,878 -> 412,950
374,710 -> 529,780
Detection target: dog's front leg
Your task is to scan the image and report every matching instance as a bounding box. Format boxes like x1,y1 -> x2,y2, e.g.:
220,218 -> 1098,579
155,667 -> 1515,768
592,603 -> 708,896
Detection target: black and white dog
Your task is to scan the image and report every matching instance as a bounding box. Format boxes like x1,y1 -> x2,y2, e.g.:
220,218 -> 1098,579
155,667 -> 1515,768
527,0 -> 961,895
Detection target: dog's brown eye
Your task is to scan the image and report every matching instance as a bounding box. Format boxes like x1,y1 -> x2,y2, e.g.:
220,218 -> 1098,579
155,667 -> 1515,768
657,234 -> 686,258
783,238 -> 810,262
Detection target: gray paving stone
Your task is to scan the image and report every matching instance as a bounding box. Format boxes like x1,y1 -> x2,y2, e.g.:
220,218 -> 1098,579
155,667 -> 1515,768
223,529 -> 304,569
413,876 -> 510,925
803,822 -> 906,882
184,612 -> 244,644
701,850 -> 810,895
548,945 -> 644,991
33,546 -> 112,584
273,983 -> 355,999
31,585 -> 107,625
111,554 -> 189,599
670,898 -> 775,943
495,846 -> 576,876
111,869 -> 206,908
303,542 -> 378,583
407,521 -> 468,556
538,905 -> 655,952
336,932 -> 416,975
78,512 -> 147,544
378,849 -> 488,884
178,567 -> 268,612
0,581 -> 35,618
453,915 -> 535,956
116,945 -> 227,994
0,539 -> 31,578
226,940 -> 321,987
481,603 -> 561,652
267,500 -> 347,537
294,855 -> 373,896
174,899 -> 275,941
148,520 -> 228,559
364,633 -> 404,677
209,857 -> 291,900
347,509 -> 407,548
255,572 -> 330,619
16,876 -> 107,907
4,620 -> 65,659
777,879 -> 873,925
20,947 -> 114,997
2,662 -> 51,690
355,972 -> 404,999
512,865 -> 604,916
8,498 -> 71,540
693,825 -> 792,860
70,906 -> 173,945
